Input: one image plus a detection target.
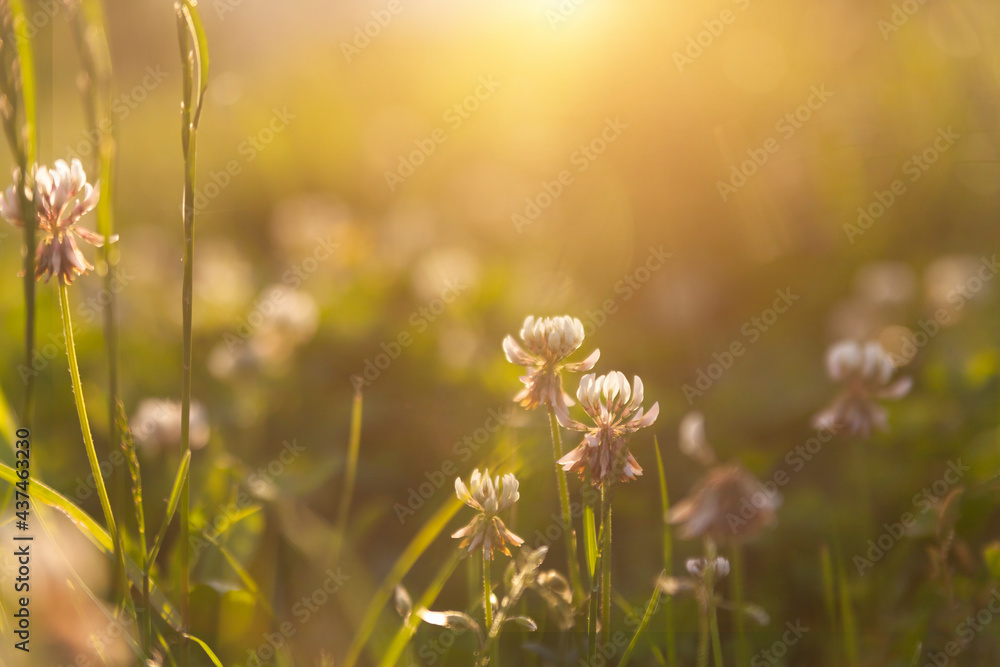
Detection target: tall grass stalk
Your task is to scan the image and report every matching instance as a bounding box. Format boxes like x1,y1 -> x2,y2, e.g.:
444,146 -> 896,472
600,483 -> 614,644
547,406 -> 584,601
334,390 -> 364,560
175,2 -> 209,663
6,0 -> 38,426
483,549 -> 497,664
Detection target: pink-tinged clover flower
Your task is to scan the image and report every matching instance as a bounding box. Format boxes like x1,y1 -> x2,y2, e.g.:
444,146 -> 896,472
555,371 -> 659,486
0,159 -> 114,285
503,315 -> 600,412
452,469 -> 524,560
812,340 -> 912,438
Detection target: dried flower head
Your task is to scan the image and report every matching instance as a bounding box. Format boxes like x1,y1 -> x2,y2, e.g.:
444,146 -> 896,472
503,315 -> 600,411
668,463 -> 781,543
555,371 -> 659,486
452,469 -> 524,560
686,556 -> 730,579
812,340 -> 912,438
0,159 -> 114,284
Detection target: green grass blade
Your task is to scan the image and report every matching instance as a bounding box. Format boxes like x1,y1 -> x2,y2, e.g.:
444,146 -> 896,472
148,450 -> 191,565
836,548 -> 859,667
620,578 -> 664,667
184,634 -> 224,667
342,497 -> 464,667
335,390 -> 364,558
655,438 -> 677,667
378,552 -> 462,667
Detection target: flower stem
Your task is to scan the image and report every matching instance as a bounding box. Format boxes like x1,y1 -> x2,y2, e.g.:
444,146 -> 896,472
483,549 -> 497,664
600,484 -> 613,645
732,544 -> 749,665
547,406 -> 584,603
58,281 -> 127,599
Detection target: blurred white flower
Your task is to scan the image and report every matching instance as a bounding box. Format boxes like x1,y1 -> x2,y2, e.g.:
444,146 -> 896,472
131,398 -> 210,452
503,315 -> 600,411
812,340 -> 912,437
686,556 -> 730,579
452,469 -> 524,560
669,463 -> 781,542
854,261 -> 916,307
556,371 -> 659,486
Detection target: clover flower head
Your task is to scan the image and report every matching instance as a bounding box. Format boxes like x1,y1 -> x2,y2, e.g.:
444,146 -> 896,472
452,469 -> 524,560
555,371 -> 659,486
0,159 -> 115,284
503,315 -> 600,411
812,340 -> 912,438
668,463 -> 781,543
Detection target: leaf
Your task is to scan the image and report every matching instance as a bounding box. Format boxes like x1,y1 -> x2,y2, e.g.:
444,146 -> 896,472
184,633 -> 225,667
148,450 -> 191,566
983,541 -> 1000,582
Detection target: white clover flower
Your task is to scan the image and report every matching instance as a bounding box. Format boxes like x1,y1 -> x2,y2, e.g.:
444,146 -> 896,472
452,469 -> 524,560
812,340 -> 912,437
555,371 -> 659,486
0,159 -> 115,285
503,315 -> 600,411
